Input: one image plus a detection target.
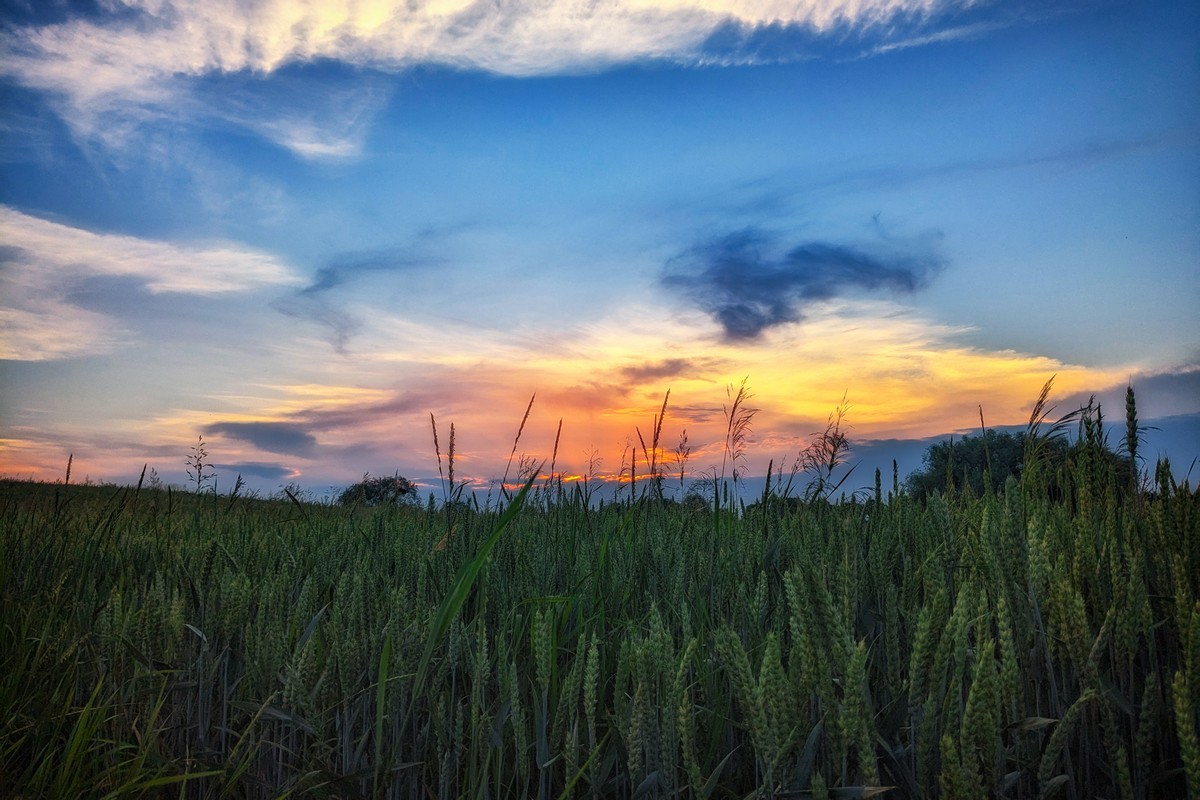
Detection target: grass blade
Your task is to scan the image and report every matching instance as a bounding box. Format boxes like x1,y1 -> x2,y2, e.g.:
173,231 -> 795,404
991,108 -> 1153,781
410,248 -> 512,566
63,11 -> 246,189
413,468 -> 540,700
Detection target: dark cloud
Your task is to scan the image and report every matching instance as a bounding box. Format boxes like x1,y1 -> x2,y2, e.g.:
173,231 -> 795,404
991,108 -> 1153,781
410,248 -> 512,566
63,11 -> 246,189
663,228 -> 941,341
671,404 -> 722,425
1059,366 -> 1200,420
206,390 -> 439,466
272,295 -> 361,354
273,242 -> 448,352
618,358 -> 722,385
302,248 -> 437,295
207,421 -> 318,456
212,462 -> 299,481
301,391 -> 435,430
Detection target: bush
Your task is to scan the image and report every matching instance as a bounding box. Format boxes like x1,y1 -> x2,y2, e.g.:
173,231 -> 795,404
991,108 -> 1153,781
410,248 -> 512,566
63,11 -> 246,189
336,473 -> 418,507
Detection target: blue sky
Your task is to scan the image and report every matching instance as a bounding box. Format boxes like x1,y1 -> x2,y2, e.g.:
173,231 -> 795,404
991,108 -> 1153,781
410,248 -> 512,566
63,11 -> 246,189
1,0 -> 1197,496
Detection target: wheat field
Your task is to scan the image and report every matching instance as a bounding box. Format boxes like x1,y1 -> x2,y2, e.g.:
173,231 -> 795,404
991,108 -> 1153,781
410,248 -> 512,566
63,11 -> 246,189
1,389 -> 1197,799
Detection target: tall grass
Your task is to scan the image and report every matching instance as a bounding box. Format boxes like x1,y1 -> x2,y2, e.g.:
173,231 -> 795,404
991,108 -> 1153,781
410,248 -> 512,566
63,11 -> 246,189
0,385 -> 1196,799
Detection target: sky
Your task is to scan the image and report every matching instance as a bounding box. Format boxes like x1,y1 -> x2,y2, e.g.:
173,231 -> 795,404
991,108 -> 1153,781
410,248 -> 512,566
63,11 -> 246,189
1,0 -> 1198,500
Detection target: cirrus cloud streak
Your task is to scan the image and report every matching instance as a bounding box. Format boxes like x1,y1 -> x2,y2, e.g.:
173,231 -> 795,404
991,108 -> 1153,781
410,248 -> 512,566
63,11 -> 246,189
1,0 -> 970,155
0,206 -> 300,360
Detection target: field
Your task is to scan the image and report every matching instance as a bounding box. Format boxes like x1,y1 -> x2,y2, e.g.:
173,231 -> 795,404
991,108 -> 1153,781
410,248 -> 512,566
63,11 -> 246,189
2,411 -> 1198,799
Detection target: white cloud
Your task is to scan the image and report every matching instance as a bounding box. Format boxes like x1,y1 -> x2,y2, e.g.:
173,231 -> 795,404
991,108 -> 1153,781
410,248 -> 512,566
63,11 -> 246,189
257,118 -> 367,161
0,206 -> 299,294
0,297 -> 126,361
858,18 -> 1008,57
0,206 -> 301,360
0,0 -> 966,156
210,79 -> 389,162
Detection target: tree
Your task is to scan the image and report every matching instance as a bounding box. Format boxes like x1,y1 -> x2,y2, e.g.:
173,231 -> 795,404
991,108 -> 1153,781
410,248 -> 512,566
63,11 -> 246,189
904,424 -> 1134,504
904,429 -> 1033,502
337,473 -> 419,507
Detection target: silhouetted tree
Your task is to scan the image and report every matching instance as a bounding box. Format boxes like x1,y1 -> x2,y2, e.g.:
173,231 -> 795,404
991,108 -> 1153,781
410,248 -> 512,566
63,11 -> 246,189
904,429 -> 1037,501
337,473 -> 419,507
905,423 -> 1134,504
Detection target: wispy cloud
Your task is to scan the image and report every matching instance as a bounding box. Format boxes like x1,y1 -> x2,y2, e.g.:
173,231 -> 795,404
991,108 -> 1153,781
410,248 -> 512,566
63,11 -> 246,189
1,0 -> 974,155
196,67 -> 391,162
662,228 -> 942,341
259,119 -> 368,162
857,18 -> 1010,57
272,296 -> 363,355
0,206 -> 299,294
651,132 -> 1186,241
270,243 -> 447,353
0,206 -> 301,360
303,247 -> 443,295
0,281 -> 125,360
